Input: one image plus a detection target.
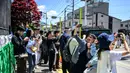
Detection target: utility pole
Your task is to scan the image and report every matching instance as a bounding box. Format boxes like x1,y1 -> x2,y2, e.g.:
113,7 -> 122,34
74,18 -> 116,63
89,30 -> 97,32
40,11 -> 47,30
92,2 -> 94,28
72,0 -> 74,25
64,4 -> 72,28
46,12 -> 47,31
64,9 -> 67,28
84,0 -> 87,26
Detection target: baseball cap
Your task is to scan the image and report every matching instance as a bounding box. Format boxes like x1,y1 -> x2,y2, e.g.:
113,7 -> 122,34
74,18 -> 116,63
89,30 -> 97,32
98,33 -> 114,42
98,33 -> 114,49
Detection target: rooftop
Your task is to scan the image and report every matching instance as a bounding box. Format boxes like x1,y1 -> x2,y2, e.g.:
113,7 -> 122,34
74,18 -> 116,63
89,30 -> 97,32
122,19 -> 130,23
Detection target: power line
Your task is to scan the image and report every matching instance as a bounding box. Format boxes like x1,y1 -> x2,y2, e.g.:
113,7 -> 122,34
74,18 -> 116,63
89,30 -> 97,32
57,6 -> 72,17
47,0 -> 64,11
74,1 -> 82,7
57,10 -> 64,17
57,0 -> 81,22
55,0 -> 67,11
56,4 -> 69,15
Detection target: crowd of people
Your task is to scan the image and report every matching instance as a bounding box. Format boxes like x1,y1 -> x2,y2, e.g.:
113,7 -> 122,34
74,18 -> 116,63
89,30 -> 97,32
11,24 -> 130,73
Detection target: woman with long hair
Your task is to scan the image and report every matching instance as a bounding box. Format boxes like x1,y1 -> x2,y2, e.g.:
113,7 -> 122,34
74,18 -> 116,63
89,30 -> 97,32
26,29 -> 38,73
97,33 -> 130,73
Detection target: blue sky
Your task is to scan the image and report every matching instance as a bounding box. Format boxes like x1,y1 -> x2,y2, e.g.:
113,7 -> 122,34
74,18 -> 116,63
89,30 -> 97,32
35,0 -> 130,24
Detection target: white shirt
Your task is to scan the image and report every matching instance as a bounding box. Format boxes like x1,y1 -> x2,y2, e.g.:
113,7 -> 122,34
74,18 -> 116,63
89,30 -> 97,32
110,51 -> 122,73
97,51 -> 122,73
97,51 -> 111,73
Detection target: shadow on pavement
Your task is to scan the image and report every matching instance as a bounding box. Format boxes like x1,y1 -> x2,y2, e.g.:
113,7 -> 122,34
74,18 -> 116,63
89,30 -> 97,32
41,69 -> 50,73
39,64 -> 49,67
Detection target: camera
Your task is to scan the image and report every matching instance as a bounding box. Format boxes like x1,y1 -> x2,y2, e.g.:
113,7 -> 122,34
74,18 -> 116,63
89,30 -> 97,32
117,33 -> 124,43
117,33 -> 122,38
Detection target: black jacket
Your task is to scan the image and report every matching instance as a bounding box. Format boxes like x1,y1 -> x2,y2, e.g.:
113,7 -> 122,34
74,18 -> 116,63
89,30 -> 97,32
11,33 -> 26,55
47,38 -> 58,52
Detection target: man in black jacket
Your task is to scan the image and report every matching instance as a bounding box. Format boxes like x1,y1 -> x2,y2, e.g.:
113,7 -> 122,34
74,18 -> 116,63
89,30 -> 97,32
12,26 -> 29,73
12,26 -> 27,55
46,31 -> 59,72
59,28 -> 71,73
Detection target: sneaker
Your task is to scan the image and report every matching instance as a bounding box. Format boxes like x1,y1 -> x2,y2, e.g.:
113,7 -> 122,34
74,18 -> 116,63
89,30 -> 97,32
53,65 -> 56,71
56,66 -> 60,69
35,65 -> 39,69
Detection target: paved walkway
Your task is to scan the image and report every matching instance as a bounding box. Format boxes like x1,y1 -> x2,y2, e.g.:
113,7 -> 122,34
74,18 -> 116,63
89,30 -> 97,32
34,47 -> 130,73
35,63 -> 63,73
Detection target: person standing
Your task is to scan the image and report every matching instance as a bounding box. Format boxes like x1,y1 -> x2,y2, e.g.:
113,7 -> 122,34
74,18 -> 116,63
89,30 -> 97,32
39,30 -> 48,65
33,27 -> 41,68
54,30 -> 60,69
47,31 -> 58,72
97,33 -> 130,73
26,29 -> 38,73
11,26 -> 29,73
59,28 -> 71,73
70,32 -> 97,73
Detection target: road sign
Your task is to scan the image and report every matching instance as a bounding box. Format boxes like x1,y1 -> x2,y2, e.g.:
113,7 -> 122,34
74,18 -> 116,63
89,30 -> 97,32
51,16 -> 57,19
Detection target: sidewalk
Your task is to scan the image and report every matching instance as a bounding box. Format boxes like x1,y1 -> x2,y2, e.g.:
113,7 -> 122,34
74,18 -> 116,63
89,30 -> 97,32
34,63 -> 63,73
114,46 -> 130,73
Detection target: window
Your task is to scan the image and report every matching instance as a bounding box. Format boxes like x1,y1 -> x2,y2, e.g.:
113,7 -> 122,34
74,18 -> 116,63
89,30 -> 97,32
101,15 -> 104,17
69,22 -> 71,26
101,22 -> 103,25
89,23 -> 91,25
75,14 -> 79,19
120,24 -> 123,27
125,25 -> 128,27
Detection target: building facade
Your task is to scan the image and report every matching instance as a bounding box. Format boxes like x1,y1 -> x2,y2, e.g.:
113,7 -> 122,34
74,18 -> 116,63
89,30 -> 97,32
121,20 -> 130,30
67,2 -> 109,26
66,12 -> 121,33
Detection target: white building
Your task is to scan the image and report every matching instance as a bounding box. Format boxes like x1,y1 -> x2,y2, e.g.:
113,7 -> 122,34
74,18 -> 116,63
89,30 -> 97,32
66,12 -> 121,33
121,20 -> 130,30
67,2 -> 109,25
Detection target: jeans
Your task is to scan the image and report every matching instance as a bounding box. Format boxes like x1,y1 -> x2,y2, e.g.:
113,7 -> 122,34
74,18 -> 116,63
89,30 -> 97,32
28,53 -> 35,73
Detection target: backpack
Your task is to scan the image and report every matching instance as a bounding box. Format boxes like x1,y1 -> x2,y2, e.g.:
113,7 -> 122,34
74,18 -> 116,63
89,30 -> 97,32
63,35 -> 86,64
62,37 -> 73,62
